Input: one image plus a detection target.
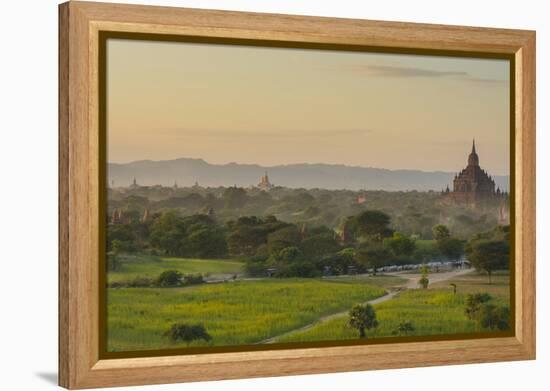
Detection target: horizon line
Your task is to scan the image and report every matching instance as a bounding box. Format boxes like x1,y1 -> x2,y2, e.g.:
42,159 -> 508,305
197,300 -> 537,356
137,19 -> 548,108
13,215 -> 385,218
107,156 -> 510,177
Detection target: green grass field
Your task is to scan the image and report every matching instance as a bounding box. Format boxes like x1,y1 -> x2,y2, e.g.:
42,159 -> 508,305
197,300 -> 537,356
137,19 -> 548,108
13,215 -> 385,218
108,254 -> 244,284
278,271 -> 510,343
322,274 -> 406,288
107,279 -> 386,351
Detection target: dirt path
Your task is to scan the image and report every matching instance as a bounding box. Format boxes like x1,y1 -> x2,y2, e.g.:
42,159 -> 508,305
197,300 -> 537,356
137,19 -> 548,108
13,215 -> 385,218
258,268 -> 473,344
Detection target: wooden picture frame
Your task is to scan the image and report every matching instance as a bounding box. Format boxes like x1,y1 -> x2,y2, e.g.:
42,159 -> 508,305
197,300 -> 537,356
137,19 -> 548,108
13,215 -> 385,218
59,1 -> 536,389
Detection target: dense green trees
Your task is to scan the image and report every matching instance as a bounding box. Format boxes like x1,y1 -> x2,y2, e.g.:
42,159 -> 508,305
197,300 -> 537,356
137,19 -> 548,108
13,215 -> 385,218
432,224 -> 465,262
432,224 -> 451,241
437,237 -> 465,261
150,212 -> 187,255
222,187 -> 248,209
107,186 -> 509,281
148,212 -> 227,258
110,185 -> 504,241
299,233 -> 341,260
355,246 -> 393,275
354,210 -> 393,241
383,232 -> 416,257
267,226 -> 301,254
226,216 -> 288,257
185,226 -> 227,258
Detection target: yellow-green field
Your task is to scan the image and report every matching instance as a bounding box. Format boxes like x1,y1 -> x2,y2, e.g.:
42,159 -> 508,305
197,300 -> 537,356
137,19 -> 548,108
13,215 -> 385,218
277,271 -> 510,343
108,255 -> 244,284
107,279 -> 386,351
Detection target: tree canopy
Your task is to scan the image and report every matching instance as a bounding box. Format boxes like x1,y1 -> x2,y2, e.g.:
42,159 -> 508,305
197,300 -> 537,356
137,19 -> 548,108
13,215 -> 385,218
348,304 -> 378,338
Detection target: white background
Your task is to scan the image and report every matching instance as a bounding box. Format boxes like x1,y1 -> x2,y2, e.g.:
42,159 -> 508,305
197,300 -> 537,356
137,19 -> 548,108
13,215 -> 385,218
0,0 -> 547,389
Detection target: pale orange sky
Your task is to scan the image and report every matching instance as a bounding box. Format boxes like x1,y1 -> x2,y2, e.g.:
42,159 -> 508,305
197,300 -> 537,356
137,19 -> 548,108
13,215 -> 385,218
107,39 -> 510,175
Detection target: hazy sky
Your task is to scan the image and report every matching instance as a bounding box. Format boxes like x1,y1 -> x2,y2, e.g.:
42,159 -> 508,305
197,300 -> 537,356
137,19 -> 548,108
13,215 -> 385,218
107,39 -> 510,175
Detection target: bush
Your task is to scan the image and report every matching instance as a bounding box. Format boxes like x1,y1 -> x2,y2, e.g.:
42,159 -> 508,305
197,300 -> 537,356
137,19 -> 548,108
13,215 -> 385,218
275,261 -> 320,278
164,323 -> 212,345
107,277 -> 154,288
126,277 -> 153,287
244,256 -> 269,277
108,277 -> 153,288
418,265 -> 429,289
479,304 -> 510,331
392,321 -> 415,336
155,270 -> 183,287
464,293 -> 492,320
182,274 -> 204,286
418,276 -> 429,289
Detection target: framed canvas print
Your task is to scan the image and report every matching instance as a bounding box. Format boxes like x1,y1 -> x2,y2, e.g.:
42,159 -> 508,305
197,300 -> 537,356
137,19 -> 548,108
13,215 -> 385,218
58,1 -> 536,389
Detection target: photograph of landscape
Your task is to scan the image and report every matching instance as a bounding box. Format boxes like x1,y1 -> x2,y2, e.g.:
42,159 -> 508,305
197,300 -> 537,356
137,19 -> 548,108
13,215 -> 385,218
104,38 -> 512,353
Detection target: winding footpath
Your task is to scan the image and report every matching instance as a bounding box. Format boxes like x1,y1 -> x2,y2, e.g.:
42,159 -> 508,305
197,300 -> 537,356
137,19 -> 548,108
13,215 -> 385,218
258,268 -> 474,344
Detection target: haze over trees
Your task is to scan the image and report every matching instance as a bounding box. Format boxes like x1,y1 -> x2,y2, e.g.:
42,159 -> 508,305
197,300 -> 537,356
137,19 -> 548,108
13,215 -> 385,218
108,158 -> 509,192
107,184 -> 509,279
109,183 -> 505,240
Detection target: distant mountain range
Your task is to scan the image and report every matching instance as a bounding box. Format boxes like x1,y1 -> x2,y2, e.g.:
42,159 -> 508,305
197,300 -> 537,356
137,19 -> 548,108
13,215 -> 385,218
108,158 -> 509,192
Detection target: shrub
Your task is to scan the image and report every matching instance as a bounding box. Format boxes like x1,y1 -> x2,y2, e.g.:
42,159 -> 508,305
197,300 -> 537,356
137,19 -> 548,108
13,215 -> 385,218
155,270 -> 183,287
107,277 -> 153,288
182,274 -> 205,286
126,277 -> 153,287
164,323 -> 212,345
418,276 -> 429,289
275,261 -> 319,278
244,256 -> 269,277
464,293 -> 492,320
418,265 -> 429,289
392,321 -> 415,336
479,304 -> 510,331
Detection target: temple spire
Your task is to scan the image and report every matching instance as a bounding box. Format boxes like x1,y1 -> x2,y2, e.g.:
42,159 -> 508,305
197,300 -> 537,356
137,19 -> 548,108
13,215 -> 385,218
468,138 -> 479,166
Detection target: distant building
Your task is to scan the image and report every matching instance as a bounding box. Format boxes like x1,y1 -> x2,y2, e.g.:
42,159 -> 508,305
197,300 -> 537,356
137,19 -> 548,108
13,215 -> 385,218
129,177 -> 140,189
442,140 -> 506,207
257,171 -> 274,190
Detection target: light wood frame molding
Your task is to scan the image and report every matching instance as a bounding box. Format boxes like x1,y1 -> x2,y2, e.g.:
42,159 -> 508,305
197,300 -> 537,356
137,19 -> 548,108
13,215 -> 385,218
59,1 -> 536,389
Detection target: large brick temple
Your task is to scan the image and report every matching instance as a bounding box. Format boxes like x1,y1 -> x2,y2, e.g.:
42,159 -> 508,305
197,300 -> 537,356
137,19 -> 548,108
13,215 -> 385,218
441,139 -> 506,206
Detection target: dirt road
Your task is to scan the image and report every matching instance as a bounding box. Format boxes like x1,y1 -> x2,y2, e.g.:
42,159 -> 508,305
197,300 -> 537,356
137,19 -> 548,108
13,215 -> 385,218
258,268 -> 473,344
